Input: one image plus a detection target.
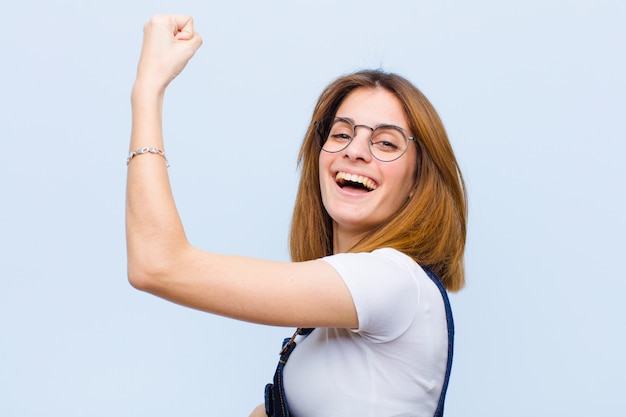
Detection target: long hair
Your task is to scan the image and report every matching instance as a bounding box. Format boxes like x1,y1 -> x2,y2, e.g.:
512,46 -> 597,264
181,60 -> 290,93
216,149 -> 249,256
289,70 -> 467,291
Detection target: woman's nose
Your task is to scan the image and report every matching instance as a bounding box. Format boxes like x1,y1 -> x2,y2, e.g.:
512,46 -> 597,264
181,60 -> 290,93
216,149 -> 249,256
343,126 -> 373,162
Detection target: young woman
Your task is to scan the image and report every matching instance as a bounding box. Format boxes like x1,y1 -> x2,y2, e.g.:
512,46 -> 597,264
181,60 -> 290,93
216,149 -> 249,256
126,15 -> 466,417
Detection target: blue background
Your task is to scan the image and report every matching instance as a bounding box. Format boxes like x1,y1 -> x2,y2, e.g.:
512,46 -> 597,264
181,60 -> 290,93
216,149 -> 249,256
1,1 -> 624,415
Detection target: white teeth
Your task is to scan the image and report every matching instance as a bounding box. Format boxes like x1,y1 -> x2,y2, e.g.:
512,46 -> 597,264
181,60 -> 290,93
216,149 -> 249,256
336,172 -> 378,191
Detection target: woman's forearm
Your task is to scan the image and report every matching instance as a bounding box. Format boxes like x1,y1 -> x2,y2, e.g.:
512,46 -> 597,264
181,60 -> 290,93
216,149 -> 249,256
125,15 -> 202,287
126,83 -> 189,287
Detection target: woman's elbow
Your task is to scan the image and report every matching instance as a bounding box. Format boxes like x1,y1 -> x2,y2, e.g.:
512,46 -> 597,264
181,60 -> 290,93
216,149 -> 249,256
127,261 -> 159,292
127,265 -> 151,291
126,252 -> 174,292
126,240 -> 190,291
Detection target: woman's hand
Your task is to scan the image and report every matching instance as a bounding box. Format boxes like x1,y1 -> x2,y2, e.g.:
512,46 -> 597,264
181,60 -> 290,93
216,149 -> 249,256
248,403 -> 268,417
135,14 -> 203,93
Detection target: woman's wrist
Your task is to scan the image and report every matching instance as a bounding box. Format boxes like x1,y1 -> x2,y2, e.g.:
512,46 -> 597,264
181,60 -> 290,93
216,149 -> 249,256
129,81 -> 166,152
131,79 -> 166,104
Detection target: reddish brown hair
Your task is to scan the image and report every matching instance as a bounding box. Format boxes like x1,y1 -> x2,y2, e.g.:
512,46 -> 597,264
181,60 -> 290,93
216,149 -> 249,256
289,70 -> 467,291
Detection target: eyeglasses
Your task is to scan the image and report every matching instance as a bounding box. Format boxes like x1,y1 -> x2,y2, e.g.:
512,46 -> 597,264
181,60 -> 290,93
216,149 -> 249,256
317,117 -> 416,162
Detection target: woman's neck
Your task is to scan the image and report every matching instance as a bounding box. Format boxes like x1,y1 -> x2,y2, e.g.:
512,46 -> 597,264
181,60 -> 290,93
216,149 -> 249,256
332,225 -> 369,254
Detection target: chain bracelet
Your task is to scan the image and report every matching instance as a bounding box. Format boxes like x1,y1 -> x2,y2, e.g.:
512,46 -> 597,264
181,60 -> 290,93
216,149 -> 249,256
126,147 -> 169,167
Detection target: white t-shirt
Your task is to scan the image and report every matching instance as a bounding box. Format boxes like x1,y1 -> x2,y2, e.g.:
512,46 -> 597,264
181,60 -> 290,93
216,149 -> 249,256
283,248 -> 448,417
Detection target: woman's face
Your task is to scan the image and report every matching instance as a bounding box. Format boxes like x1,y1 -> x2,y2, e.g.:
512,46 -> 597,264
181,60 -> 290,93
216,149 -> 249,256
319,87 -> 418,250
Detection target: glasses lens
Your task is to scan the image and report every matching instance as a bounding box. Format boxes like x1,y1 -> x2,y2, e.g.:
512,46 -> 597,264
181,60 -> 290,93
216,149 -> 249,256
370,126 -> 409,162
322,119 -> 354,153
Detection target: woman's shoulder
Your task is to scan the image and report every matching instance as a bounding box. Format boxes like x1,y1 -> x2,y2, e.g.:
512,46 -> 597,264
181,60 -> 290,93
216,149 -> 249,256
321,248 -> 442,340
323,248 -> 427,282
322,248 -> 443,313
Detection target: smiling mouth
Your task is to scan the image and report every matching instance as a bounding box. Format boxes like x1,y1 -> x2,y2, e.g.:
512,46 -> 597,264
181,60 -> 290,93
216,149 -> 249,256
335,172 -> 378,191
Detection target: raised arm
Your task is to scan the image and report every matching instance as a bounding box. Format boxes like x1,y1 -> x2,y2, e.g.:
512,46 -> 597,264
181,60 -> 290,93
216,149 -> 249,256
125,15 -> 357,329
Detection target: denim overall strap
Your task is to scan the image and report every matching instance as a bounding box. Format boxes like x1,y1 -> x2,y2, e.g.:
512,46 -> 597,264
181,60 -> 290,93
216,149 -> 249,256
264,267 -> 453,417
423,266 -> 455,417
265,328 -> 314,417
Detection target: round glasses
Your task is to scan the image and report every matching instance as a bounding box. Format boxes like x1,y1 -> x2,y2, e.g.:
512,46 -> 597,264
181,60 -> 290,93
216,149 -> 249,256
318,117 -> 416,162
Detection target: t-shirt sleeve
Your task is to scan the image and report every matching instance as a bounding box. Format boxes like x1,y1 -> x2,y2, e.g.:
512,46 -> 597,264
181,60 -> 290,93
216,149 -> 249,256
322,248 -> 421,342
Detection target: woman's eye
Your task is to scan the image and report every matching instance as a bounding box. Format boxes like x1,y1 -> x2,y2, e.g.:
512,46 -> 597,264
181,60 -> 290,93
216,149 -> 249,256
372,128 -> 405,151
331,133 -> 351,141
375,140 -> 398,150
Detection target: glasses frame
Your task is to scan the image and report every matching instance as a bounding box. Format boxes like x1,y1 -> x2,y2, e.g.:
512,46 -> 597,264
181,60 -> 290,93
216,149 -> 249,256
317,117 -> 417,162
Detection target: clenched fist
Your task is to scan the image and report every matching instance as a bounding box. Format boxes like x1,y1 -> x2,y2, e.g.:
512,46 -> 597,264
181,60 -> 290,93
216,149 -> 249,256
135,14 -> 203,92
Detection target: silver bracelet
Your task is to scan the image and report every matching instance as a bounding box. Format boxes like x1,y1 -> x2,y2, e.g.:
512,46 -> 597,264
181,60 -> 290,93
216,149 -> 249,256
126,147 -> 169,167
